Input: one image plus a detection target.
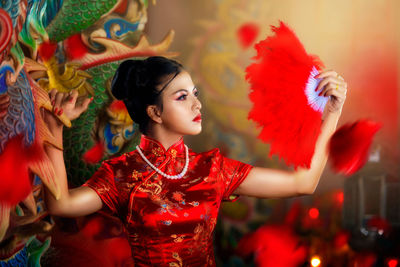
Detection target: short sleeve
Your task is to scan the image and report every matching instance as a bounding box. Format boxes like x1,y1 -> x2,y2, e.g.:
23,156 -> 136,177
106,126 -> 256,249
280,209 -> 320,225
215,149 -> 253,202
82,161 -> 119,216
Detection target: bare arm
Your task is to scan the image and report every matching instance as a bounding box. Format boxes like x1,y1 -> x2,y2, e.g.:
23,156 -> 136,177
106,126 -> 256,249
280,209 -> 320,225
235,70 -> 347,198
43,90 -> 103,217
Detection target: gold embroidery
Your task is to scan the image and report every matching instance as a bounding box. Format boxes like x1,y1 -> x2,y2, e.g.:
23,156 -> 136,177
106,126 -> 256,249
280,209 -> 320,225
138,179 -> 163,195
172,191 -> 185,203
131,170 -> 142,180
188,201 -> 199,207
97,187 -> 111,194
169,252 -> 183,267
152,147 -> 163,157
193,224 -> 204,241
189,177 -> 202,184
192,217 -> 217,253
171,234 -> 185,243
121,182 -> 136,191
169,148 -> 177,158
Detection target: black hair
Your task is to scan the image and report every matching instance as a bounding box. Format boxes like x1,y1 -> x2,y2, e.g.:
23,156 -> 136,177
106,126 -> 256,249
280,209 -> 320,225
111,56 -> 183,134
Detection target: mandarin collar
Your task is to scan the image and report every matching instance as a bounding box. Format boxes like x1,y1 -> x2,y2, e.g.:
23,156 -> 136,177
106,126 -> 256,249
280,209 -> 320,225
138,135 -> 185,157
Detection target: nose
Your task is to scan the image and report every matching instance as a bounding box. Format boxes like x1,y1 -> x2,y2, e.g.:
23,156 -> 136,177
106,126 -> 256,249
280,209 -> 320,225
193,95 -> 202,111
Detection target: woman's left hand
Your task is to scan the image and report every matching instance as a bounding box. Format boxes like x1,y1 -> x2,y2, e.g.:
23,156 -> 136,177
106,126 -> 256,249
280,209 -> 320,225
315,70 -> 347,118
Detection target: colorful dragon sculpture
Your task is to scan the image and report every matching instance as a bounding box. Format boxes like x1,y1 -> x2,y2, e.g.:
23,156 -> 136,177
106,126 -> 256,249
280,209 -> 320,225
0,0 -> 176,265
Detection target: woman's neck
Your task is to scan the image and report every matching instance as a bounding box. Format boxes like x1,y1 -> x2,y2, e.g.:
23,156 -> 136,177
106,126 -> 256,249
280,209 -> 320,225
146,127 -> 183,151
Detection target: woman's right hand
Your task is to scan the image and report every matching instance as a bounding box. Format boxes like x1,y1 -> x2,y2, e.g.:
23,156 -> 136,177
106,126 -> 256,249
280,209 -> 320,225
44,89 -> 92,130
42,89 -> 103,217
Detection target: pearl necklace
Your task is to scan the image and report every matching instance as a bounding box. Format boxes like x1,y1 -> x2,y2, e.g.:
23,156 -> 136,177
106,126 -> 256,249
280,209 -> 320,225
136,145 -> 189,179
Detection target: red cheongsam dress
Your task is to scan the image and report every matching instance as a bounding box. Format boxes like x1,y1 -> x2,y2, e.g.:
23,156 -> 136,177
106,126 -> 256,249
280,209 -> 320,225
83,135 -> 253,266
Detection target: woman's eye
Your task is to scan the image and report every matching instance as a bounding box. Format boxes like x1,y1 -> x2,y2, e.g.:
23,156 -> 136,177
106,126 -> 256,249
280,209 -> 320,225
177,94 -> 187,100
194,90 -> 200,97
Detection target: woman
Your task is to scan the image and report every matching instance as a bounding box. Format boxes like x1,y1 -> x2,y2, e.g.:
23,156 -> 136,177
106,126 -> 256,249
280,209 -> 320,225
44,56 -> 347,266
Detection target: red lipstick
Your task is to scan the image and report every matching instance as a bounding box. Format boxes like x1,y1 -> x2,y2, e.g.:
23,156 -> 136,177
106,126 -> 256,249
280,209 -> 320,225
193,114 -> 202,122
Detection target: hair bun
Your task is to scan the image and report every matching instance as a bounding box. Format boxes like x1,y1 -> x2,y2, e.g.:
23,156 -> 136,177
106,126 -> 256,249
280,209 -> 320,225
111,59 -> 148,100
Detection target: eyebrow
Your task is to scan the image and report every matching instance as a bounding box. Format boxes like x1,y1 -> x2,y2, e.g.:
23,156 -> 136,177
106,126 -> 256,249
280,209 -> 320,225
171,87 -> 197,95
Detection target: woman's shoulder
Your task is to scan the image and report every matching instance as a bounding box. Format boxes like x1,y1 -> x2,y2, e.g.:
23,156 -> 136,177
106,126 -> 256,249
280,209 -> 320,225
100,150 -> 139,168
190,147 -> 222,161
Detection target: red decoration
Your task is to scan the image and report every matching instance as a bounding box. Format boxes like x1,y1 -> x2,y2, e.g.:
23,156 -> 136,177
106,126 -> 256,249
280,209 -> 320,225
81,216 -> 104,238
284,200 -> 302,226
334,190 -> 344,206
367,216 -> 391,234
237,225 -> 308,267
352,253 -> 376,267
301,211 -> 323,230
0,9 -> 13,56
49,215 -> 133,267
329,119 -> 382,175
308,207 -> 319,219
333,230 -> 350,250
82,141 -> 105,164
109,100 -> 128,112
237,22 -> 260,49
246,21 -> 324,169
388,258 -> 399,267
64,34 -> 89,60
38,41 -> 57,61
0,136 -> 32,205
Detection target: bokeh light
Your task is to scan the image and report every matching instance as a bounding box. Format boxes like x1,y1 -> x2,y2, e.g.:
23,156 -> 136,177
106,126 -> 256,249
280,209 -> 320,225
309,208 -> 320,219
311,256 -> 321,267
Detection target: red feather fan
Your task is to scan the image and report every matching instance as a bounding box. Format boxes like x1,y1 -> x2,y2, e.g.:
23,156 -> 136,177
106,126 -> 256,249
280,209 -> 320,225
329,119 -> 381,176
246,21 -> 325,169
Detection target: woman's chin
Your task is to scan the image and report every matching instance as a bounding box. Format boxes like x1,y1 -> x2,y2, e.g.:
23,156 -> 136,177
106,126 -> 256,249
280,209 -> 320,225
189,126 -> 202,136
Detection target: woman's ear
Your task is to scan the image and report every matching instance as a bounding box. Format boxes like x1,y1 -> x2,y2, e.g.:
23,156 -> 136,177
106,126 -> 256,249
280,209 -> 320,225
146,105 -> 162,124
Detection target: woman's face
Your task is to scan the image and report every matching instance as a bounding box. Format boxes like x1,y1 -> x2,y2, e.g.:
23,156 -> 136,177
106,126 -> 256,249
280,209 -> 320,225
156,70 -> 202,136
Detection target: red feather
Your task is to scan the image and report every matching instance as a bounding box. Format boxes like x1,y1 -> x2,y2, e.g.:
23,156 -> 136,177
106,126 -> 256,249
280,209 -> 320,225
246,21 -> 324,169
237,22 -> 260,49
82,141 -> 105,164
64,34 -> 89,60
0,136 -> 32,205
109,100 -> 128,112
237,225 -> 308,267
387,259 -> 399,267
329,119 -> 382,176
237,201 -> 308,267
38,41 -> 57,61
